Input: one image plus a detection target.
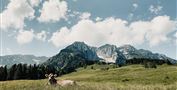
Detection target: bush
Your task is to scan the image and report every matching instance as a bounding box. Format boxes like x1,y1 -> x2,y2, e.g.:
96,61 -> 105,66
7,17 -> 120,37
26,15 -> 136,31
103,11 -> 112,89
83,65 -> 87,69
91,66 -> 94,69
122,78 -> 129,82
144,61 -> 157,68
100,67 -> 109,71
112,64 -> 119,68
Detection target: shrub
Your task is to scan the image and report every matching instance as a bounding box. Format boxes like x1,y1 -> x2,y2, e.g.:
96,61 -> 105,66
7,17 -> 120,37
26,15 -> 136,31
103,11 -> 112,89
144,61 -> 157,68
91,66 -> 94,69
100,67 -> 109,71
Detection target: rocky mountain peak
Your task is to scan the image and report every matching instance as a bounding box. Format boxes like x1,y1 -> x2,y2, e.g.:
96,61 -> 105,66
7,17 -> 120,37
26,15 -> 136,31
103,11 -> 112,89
44,43 -> 176,70
96,44 -> 125,63
119,45 -> 136,51
66,41 -> 91,51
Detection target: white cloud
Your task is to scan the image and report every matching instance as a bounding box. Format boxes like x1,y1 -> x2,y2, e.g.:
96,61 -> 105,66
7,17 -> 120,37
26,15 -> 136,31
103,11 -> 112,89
0,0 -> 35,30
149,5 -> 163,14
16,30 -> 34,44
29,0 -> 41,7
35,31 -> 47,41
95,17 -> 102,21
79,12 -> 91,20
38,0 -> 68,22
146,16 -> 176,46
49,16 -> 176,48
130,16 -> 176,46
16,30 -> 49,44
49,27 -> 70,47
133,3 -> 138,10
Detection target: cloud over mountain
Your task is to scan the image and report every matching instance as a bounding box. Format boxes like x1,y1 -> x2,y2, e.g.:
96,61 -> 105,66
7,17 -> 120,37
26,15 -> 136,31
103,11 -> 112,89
49,15 -> 176,48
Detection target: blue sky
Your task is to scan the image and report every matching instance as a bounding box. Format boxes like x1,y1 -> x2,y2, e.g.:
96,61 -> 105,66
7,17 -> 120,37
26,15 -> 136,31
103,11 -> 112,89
0,0 -> 177,59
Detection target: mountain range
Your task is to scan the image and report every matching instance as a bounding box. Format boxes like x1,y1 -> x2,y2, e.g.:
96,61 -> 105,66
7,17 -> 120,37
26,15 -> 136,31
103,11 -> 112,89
1,42 -> 176,68
43,41 -> 177,70
0,55 -> 48,66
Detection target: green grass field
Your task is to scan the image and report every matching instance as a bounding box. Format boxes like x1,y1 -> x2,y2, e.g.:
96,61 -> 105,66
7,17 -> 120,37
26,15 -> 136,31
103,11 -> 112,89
0,64 -> 177,90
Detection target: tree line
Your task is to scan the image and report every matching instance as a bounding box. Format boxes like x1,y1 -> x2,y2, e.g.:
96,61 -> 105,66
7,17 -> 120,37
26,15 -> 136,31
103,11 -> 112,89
0,58 -> 173,81
0,64 -> 62,81
0,60 -> 99,81
126,58 -> 172,68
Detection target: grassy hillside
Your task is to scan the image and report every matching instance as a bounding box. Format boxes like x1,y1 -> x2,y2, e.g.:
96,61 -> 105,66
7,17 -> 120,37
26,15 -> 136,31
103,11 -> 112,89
0,64 -> 177,90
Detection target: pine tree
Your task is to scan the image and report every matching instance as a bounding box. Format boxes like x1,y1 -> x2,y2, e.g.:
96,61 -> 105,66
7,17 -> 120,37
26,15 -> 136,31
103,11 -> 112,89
0,66 -> 4,81
21,64 -> 27,79
14,64 -> 23,79
7,64 -> 17,80
3,66 -> 7,80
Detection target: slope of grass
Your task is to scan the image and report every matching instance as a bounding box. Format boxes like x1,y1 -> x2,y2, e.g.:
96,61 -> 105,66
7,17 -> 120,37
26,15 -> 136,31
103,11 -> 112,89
0,64 -> 177,90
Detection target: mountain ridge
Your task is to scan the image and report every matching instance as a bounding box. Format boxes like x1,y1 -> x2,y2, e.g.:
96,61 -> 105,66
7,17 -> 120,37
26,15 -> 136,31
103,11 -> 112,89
0,54 -> 49,66
43,41 -> 176,71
